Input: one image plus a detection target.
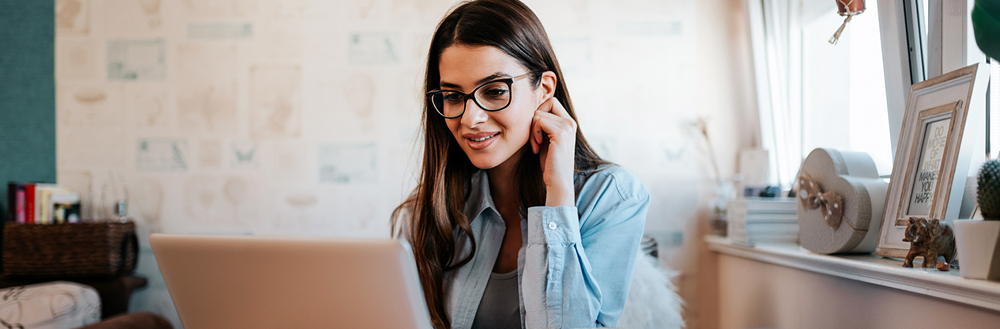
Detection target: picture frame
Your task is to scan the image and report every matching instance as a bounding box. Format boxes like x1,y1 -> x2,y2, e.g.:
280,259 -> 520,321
875,63 -> 989,258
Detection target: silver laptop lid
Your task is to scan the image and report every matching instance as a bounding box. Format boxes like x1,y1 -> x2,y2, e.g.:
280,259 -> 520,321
150,234 -> 433,329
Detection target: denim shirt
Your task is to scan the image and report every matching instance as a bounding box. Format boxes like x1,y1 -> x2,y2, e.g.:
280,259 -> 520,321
438,165 -> 649,329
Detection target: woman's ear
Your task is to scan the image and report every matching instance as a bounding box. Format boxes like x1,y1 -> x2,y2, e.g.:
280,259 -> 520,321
537,71 -> 557,102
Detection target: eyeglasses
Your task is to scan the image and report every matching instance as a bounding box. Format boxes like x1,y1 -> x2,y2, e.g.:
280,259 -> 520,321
426,72 -> 535,119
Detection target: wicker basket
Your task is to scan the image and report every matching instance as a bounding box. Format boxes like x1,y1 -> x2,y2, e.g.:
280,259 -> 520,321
2,222 -> 138,279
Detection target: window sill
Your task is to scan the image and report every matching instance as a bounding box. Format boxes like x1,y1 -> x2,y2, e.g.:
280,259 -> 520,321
705,235 -> 1000,312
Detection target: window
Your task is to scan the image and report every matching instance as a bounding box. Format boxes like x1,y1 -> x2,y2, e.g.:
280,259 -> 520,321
906,1 -> 997,158
748,0 -> 894,186
800,1 -> 892,176
749,0 -> 997,187
990,59 -> 998,157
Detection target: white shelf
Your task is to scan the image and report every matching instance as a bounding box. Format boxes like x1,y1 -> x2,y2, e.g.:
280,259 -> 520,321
705,235 -> 1000,312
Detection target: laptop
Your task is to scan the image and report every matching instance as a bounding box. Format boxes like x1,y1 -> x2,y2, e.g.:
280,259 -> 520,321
149,234 -> 434,329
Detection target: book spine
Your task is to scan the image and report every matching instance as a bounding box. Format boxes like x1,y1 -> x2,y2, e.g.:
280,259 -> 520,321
745,209 -> 798,215
746,199 -> 798,213
730,198 -> 798,213
25,184 -> 35,224
15,189 -> 25,223
39,188 -> 48,225
34,185 -> 43,224
7,182 -> 28,222
747,236 -> 798,244
6,183 -> 14,222
745,223 -> 799,235
744,214 -> 800,222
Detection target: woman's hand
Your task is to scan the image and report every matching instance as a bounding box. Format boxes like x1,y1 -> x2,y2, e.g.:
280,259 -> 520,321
531,97 -> 577,207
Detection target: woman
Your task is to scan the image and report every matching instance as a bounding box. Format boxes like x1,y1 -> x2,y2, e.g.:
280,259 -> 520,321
392,1 -> 650,328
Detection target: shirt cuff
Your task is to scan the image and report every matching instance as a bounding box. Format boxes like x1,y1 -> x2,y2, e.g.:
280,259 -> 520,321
527,206 -> 581,245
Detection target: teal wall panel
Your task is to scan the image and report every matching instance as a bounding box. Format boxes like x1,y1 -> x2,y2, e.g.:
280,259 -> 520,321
0,0 -> 57,221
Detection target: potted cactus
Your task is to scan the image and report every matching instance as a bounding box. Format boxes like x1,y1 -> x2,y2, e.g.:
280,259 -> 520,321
954,159 -> 1000,280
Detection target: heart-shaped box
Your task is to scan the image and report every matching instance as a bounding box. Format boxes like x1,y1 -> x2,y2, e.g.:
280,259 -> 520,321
797,148 -> 888,254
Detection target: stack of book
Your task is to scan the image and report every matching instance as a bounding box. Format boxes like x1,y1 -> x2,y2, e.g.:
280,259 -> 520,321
727,197 -> 798,246
7,182 -> 81,224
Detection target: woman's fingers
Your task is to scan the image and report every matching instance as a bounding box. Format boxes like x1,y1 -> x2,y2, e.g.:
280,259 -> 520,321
532,98 -> 577,204
532,98 -> 576,156
535,115 -> 546,143
530,119 -> 539,154
533,101 -> 550,146
546,97 -> 573,121
533,111 -> 575,142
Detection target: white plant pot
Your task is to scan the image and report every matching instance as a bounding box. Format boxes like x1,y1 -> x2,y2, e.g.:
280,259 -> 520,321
953,220 -> 1000,280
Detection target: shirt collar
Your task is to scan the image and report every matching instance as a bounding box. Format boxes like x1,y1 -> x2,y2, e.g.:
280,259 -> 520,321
465,170 -> 500,222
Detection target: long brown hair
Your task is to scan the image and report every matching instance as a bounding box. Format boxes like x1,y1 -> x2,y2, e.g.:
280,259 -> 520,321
391,1 -> 607,328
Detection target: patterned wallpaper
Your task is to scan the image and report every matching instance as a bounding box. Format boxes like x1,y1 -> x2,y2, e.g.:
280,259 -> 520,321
54,0 -> 756,327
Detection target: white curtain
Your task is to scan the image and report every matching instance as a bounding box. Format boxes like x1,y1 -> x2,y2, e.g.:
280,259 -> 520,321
747,0 -> 801,188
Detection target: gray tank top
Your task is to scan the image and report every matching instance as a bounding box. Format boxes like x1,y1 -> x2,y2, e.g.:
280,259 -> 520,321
470,270 -> 520,329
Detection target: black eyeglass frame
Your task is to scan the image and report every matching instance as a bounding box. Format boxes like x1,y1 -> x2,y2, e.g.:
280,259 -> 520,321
426,72 -> 536,119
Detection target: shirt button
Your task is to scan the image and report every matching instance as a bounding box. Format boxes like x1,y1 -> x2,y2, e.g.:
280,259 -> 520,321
548,222 -> 557,229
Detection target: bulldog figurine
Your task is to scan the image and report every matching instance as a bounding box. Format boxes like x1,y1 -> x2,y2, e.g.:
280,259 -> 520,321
902,217 -> 957,271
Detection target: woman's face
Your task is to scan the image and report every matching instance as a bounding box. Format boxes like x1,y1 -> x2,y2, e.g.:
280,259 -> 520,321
438,45 -> 551,170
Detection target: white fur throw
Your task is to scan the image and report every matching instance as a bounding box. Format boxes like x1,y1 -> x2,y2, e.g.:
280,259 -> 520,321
617,251 -> 685,329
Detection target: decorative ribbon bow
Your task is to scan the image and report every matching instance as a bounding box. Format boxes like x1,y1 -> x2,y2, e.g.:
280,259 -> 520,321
797,174 -> 845,229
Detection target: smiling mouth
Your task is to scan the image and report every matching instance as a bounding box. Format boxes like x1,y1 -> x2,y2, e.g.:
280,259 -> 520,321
469,133 -> 499,142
